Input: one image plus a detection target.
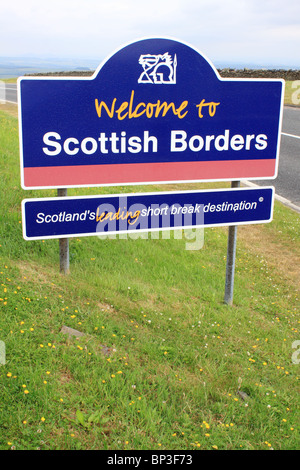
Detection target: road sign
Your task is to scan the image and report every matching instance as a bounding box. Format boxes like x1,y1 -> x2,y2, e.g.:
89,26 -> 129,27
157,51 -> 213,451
22,187 -> 274,240
18,38 -> 284,189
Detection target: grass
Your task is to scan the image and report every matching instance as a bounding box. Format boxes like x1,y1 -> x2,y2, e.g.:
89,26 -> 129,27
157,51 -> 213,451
1,78 -> 18,83
0,104 -> 299,450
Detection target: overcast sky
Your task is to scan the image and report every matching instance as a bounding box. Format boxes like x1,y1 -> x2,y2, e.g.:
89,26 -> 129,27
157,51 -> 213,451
1,0 -> 299,67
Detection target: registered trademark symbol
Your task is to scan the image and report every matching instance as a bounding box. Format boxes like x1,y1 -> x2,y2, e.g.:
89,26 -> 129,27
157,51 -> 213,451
259,197 -> 264,202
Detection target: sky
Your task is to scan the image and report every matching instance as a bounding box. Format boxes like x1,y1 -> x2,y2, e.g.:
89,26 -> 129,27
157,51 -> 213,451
0,0 -> 299,68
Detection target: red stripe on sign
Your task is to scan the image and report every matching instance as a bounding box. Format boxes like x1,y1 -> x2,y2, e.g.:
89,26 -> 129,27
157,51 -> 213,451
23,160 -> 276,188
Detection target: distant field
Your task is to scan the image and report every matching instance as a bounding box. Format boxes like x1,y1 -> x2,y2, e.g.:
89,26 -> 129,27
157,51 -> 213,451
1,76 -> 298,107
1,78 -> 18,83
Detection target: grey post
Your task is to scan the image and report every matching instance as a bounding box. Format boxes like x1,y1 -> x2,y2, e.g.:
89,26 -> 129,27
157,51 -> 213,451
57,188 -> 70,275
224,180 -> 240,305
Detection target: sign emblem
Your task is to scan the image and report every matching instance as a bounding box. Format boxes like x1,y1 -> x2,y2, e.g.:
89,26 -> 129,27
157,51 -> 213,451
138,52 -> 177,84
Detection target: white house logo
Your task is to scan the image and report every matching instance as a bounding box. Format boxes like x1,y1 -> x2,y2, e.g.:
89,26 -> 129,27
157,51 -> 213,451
138,53 -> 177,84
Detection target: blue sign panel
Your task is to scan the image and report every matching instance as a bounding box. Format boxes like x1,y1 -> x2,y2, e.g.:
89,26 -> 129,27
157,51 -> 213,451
18,38 -> 284,189
22,187 -> 274,240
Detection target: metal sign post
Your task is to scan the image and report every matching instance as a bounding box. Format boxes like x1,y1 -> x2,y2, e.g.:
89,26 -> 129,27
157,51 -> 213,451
57,188 -> 69,275
224,181 -> 240,305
